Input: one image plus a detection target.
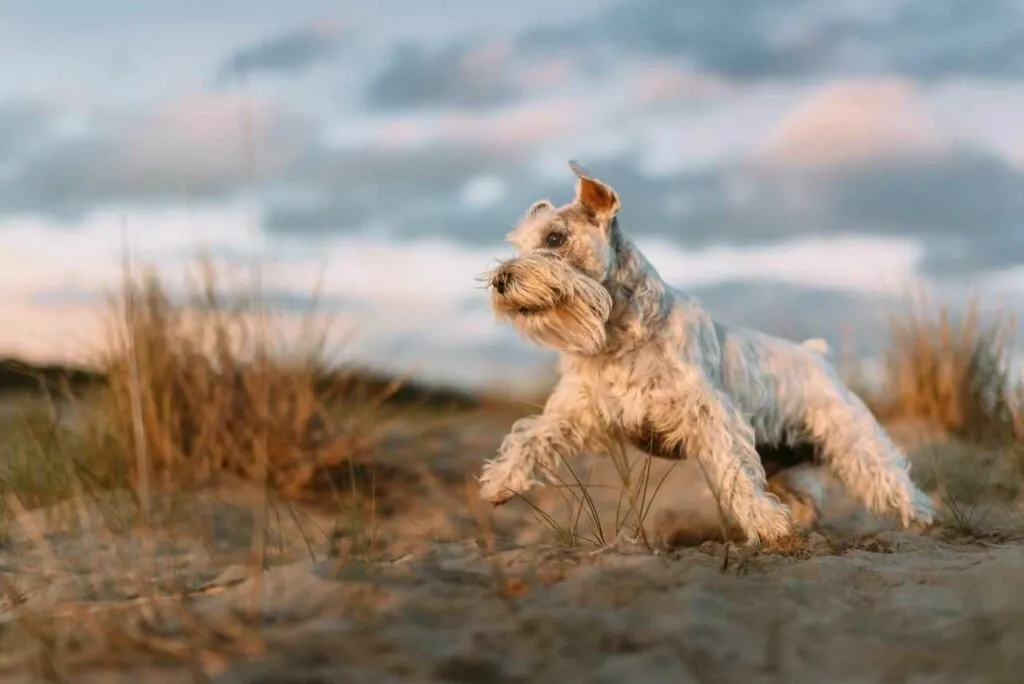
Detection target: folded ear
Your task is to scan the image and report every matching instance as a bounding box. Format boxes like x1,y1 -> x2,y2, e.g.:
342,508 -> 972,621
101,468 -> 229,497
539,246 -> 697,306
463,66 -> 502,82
569,160 -> 620,222
525,199 -> 555,219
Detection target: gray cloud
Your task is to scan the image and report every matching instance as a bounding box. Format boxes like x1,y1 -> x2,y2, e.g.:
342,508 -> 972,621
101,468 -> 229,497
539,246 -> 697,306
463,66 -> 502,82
262,142 -> 532,237
828,155 -> 1024,276
830,156 -> 1024,232
0,137 -> 112,218
364,41 -> 521,111
690,280 -> 896,357
3,76 -> 1018,285
263,149 -> 708,244
0,95 -> 314,219
9,100 -> 1014,282
217,21 -> 347,82
0,101 -> 56,162
559,152 -> 1024,277
716,153 -> 1024,277
918,232 -> 1024,277
261,144 -> 1024,279
519,0 -> 1024,80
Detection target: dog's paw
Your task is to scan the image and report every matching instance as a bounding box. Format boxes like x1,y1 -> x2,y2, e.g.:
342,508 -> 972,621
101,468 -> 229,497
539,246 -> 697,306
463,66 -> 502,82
477,458 -> 530,507
754,500 -> 797,546
903,489 -> 939,530
732,496 -> 795,546
480,481 -> 515,507
477,472 -> 508,505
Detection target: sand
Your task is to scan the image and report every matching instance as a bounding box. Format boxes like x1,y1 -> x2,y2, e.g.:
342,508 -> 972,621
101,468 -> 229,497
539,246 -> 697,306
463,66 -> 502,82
1,413 -> 1022,683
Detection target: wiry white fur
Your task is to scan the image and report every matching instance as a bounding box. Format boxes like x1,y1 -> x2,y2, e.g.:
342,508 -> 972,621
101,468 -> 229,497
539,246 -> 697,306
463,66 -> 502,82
478,161 -> 935,545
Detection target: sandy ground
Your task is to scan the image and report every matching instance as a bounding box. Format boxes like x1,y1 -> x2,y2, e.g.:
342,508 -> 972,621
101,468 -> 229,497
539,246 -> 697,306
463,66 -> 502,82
1,411 -> 1023,683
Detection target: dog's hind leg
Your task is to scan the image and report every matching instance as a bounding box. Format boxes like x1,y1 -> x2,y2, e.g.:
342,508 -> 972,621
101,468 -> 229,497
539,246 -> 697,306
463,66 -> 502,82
766,464 -> 826,531
759,441 -> 826,531
799,369 -> 935,528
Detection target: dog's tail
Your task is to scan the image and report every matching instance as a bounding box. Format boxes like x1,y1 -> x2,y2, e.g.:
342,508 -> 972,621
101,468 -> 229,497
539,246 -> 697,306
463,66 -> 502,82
800,337 -> 830,357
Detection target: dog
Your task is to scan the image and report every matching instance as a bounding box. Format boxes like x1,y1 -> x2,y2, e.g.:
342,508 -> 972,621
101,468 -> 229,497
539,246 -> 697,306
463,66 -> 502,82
477,161 -> 935,545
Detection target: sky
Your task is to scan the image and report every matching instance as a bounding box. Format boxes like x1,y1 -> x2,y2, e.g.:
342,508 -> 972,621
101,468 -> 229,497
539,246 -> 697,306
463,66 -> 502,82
1,0 -> 1024,392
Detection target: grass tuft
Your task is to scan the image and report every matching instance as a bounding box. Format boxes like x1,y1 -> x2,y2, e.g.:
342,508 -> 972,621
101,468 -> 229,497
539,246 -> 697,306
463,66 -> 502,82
853,294 -> 1024,536
0,256 -> 413,562
519,437 -> 677,550
82,258 -> 393,500
871,295 -> 1021,446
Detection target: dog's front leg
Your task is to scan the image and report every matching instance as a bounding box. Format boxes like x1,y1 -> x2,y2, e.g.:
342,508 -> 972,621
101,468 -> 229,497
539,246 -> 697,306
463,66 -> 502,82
657,381 -> 795,545
478,378 -> 595,506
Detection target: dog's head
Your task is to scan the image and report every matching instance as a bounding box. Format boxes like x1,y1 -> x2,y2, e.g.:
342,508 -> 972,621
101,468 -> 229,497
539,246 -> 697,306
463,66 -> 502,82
488,161 -> 621,355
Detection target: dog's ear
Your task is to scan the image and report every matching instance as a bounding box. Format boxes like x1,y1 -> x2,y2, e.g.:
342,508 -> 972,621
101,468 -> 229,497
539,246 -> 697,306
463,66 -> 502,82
525,199 -> 555,219
569,160 -> 620,223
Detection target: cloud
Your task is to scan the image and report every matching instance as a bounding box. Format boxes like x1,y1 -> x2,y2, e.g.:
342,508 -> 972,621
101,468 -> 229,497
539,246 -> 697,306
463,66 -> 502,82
262,99 -> 584,239
216,19 -> 348,81
3,56 -> 1015,284
928,81 -> 1024,169
628,62 -> 736,109
737,151 -> 1024,277
0,83 -> 588,238
518,0 -> 1024,80
261,135 -> 1024,281
549,145 -> 1024,280
262,139 -> 532,237
689,280 -> 896,357
0,92 -> 313,217
434,98 -> 584,150
639,234 -> 922,297
753,79 -> 949,168
0,100 -> 57,162
364,40 -> 522,111
921,233 -> 1024,277
702,153 -> 1024,277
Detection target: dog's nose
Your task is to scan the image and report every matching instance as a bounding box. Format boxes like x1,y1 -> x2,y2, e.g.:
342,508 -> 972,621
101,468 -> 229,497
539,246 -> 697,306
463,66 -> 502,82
492,270 -> 512,295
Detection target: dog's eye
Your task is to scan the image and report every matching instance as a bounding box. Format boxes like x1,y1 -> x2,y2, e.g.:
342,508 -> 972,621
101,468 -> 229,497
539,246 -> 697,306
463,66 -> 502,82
545,231 -> 567,248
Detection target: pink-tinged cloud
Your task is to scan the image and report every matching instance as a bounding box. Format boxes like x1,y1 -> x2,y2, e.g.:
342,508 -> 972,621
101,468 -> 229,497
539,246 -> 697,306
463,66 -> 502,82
754,78 -> 950,168
461,40 -> 514,71
632,63 -> 734,106
309,17 -> 351,38
342,93 -> 584,158
516,58 -> 576,90
438,98 -> 583,151
115,92 -> 311,188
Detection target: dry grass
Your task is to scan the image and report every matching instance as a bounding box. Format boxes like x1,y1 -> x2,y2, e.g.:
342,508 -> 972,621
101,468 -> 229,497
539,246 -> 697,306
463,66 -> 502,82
92,259 -> 388,497
0,256 -> 419,677
851,294 -> 1024,535
0,256 -> 423,565
77,259 -> 403,498
517,435 -> 677,550
869,295 -> 1021,445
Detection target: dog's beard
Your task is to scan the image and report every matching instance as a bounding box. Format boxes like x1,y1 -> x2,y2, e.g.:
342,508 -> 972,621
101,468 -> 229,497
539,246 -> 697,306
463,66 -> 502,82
490,256 -> 613,356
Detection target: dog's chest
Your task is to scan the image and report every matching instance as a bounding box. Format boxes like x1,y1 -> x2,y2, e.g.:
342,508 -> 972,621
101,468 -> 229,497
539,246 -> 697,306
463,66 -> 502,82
621,421 -> 688,460
579,356 -> 688,460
